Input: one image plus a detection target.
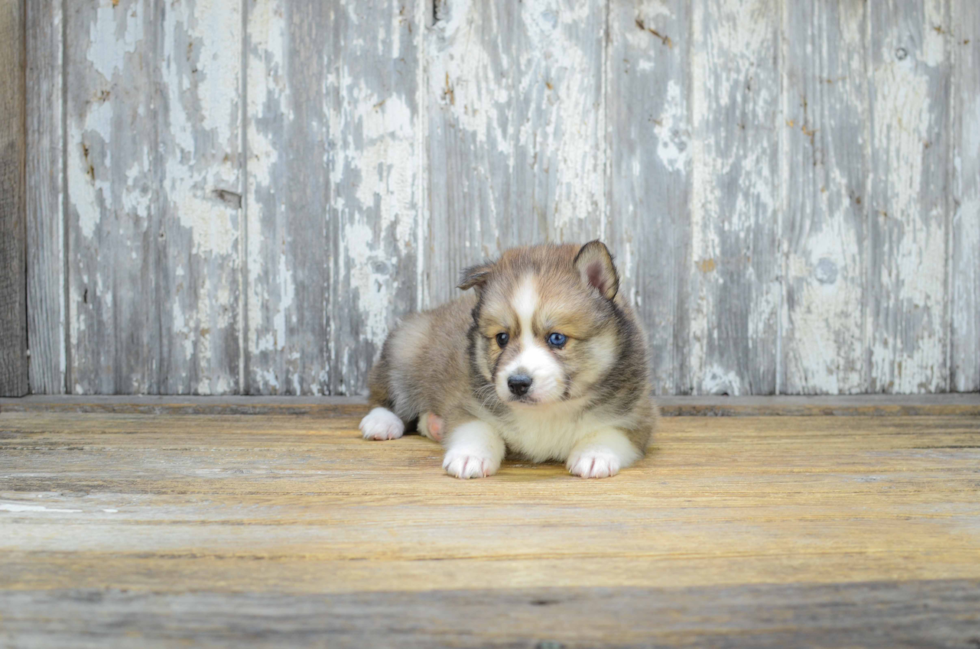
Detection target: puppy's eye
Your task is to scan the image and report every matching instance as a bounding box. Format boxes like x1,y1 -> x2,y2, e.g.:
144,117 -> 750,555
495,332 -> 510,348
547,332 -> 567,348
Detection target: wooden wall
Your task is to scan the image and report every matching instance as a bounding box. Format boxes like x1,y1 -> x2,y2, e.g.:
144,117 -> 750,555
21,0 -> 980,396
1,0 -> 28,397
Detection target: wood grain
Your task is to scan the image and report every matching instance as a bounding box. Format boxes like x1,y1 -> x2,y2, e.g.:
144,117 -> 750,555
325,0 -> 423,396
425,0 -> 606,306
2,581 -> 979,648
3,394 -> 980,417
245,1 -> 422,396
0,409 -> 979,645
780,0 -> 869,395
25,0 -> 65,395
66,0 -> 242,395
0,0 -> 28,397
688,0 -> 781,395
950,0 -> 979,392
608,0 -> 692,395
867,0 -> 951,393
245,0 -> 332,395
22,0 -> 980,397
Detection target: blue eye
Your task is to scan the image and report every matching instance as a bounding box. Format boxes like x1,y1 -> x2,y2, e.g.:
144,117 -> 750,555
495,332 -> 509,348
547,332 -> 567,348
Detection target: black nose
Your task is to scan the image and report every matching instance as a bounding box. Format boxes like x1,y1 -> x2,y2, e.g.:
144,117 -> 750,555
507,374 -> 533,397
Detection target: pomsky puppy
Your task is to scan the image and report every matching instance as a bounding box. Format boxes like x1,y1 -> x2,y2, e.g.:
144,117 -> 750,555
359,241 -> 657,479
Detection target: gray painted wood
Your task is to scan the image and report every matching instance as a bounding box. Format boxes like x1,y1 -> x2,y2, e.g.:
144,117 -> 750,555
66,0 -> 242,395
780,0 -> 869,395
425,0 -> 606,306
245,0 -> 422,395
951,0 -> 979,392
22,0 -> 980,396
26,0 -> 65,394
687,0 -> 781,395
866,0 -> 951,393
608,0 -> 692,395
0,0 -> 28,397
325,0 -> 423,396
244,0 -> 332,396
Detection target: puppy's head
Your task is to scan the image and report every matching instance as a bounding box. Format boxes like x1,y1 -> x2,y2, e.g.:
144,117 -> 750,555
460,241 -> 621,407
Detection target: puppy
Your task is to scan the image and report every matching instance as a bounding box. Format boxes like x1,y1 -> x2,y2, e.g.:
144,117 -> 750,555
359,241 -> 657,479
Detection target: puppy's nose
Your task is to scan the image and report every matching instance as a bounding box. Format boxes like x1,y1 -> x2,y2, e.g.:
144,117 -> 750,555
507,374 -> 533,397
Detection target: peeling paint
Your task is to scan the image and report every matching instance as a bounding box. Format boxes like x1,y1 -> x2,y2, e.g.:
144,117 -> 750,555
87,1 -> 143,81
34,0 -> 978,397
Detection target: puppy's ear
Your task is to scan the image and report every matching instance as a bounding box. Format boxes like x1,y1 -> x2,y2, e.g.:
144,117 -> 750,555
458,262 -> 494,291
574,240 -> 619,300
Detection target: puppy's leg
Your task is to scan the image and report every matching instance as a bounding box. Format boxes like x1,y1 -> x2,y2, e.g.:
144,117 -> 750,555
417,412 -> 445,442
566,428 -> 642,479
442,420 -> 505,479
359,407 -> 406,441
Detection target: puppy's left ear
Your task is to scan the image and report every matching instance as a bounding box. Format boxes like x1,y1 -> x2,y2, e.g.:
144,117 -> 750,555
574,240 -> 619,300
458,262 -> 494,291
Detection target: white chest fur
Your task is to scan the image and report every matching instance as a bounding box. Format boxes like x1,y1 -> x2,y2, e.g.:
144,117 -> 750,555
494,402 -> 603,462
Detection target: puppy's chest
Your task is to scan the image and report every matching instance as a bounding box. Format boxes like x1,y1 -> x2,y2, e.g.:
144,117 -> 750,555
495,410 -> 599,462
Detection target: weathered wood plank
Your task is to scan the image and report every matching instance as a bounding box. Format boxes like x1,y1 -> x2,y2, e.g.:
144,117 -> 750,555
26,0 -> 65,395
687,0 -> 781,395
65,0 -> 156,395
0,0 -> 28,397
425,0 -> 606,307
156,0 -> 244,394
66,0 -> 243,395
245,0 -> 331,395
780,1 -> 869,395
2,581 -> 979,649
246,1 -> 421,396
0,411 -> 978,616
866,0 -> 951,393
608,0 -> 692,395
950,0 -> 980,392
326,0 -> 423,395
2,394 -> 980,417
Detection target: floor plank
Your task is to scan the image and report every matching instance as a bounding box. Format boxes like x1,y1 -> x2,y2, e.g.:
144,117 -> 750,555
1,410 -> 979,646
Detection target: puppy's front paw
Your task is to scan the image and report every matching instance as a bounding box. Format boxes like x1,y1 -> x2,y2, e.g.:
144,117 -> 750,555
567,448 -> 622,479
359,407 -> 405,441
442,448 -> 499,479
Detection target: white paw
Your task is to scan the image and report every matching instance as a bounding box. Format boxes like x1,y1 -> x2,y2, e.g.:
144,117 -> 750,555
442,447 -> 500,479
567,447 -> 622,479
359,407 -> 405,441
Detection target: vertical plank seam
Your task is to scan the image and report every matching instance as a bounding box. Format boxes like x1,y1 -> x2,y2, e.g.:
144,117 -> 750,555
600,0 -> 610,241
154,0 -> 165,394
415,0 -> 429,311
20,0 -> 28,394
685,0 -> 696,395
862,0 -> 873,393
239,0 -> 249,395
944,0 -> 955,391
775,0 -> 788,395
60,0 -> 70,395
687,0 -> 698,395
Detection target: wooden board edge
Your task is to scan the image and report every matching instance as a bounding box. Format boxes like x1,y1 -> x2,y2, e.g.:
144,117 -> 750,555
1,395 -> 978,417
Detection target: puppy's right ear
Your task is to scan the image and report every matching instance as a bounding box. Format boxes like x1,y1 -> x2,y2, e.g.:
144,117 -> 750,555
458,262 -> 494,291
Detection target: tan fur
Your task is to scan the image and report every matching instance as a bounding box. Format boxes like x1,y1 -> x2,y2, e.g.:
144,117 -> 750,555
365,242 -> 658,475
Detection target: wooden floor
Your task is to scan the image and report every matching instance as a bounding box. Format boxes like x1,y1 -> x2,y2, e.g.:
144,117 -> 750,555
1,399 -> 979,647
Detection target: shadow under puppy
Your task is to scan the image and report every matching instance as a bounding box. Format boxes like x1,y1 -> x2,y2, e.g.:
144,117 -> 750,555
359,241 -> 657,479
